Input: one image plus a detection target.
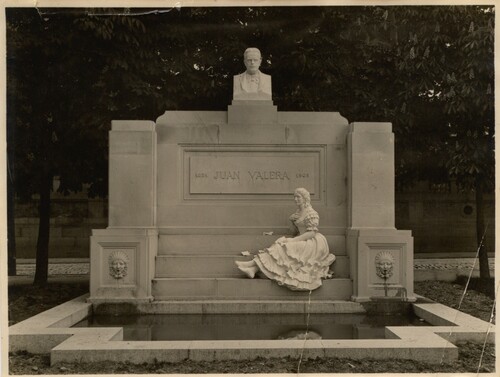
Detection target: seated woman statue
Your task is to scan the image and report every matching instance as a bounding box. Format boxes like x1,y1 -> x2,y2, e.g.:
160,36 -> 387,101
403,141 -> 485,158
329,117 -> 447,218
235,187 -> 335,291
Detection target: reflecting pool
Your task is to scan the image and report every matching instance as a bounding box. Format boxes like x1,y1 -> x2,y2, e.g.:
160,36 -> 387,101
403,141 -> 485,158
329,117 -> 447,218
73,312 -> 429,341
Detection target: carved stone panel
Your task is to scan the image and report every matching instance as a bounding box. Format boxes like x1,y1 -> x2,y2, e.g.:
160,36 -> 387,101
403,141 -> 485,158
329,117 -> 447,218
101,247 -> 137,286
368,247 -> 401,286
374,251 -> 395,280
182,145 -> 325,200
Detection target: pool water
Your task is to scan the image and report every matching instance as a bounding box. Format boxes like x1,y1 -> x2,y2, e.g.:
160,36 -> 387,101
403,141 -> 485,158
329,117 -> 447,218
73,313 -> 430,341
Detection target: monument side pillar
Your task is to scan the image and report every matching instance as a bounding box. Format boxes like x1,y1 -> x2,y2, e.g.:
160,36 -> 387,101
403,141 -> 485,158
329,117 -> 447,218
347,122 -> 415,302
348,122 -> 395,228
108,120 -> 157,227
88,120 -> 158,306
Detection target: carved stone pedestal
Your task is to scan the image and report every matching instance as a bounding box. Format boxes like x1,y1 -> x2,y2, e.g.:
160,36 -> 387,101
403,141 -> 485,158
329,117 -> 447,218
228,100 -> 277,125
88,228 -> 158,305
347,228 -> 415,302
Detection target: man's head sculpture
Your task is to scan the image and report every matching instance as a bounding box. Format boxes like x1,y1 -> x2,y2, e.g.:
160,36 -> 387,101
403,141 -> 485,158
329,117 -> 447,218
108,250 -> 129,279
243,47 -> 262,75
375,251 -> 395,280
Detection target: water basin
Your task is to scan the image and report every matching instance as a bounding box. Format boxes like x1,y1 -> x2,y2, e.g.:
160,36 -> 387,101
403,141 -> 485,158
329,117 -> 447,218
73,312 -> 429,341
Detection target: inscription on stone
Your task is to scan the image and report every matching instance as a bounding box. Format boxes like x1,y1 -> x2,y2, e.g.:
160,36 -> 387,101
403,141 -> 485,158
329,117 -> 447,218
189,154 -> 318,194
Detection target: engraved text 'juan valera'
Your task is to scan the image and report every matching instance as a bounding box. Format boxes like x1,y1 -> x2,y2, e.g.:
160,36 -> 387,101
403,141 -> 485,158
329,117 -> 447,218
205,170 -> 296,181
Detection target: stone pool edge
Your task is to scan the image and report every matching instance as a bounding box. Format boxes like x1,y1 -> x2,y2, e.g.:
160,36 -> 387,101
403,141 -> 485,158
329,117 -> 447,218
9,294 -> 495,365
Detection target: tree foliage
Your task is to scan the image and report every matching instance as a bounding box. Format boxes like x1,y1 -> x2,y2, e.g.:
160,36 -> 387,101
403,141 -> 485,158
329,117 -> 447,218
7,6 -> 494,282
347,6 -> 494,277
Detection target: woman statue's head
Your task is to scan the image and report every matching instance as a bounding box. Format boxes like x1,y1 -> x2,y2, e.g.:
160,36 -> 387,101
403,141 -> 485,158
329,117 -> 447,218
294,187 -> 311,208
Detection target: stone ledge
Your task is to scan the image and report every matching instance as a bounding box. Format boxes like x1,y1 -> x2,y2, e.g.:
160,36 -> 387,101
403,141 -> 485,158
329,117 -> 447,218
111,120 -> 155,131
51,334 -> 457,364
137,300 -> 366,314
151,277 -> 353,301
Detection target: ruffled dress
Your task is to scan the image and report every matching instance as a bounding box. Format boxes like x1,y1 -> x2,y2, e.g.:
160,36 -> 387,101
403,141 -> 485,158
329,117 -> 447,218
253,207 -> 336,291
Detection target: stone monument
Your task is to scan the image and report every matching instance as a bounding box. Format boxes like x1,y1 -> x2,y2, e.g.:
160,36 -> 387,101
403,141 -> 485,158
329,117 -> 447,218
88,48 -> 415,309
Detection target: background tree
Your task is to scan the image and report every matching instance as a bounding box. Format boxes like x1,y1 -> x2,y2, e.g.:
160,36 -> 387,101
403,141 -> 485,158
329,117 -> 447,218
7,9 -> 163,285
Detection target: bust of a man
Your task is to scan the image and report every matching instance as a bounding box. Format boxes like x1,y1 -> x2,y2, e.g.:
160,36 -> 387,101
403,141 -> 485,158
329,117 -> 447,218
233,47 -> 272,100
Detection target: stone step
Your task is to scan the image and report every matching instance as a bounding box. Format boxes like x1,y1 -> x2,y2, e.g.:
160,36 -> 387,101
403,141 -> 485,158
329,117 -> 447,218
158,234 -> 346,255
152,278 -> 353,301
139,300 -> 366,314
155,255 -> 349,278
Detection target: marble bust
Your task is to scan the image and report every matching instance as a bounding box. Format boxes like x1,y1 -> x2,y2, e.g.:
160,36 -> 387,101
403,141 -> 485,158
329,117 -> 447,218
233,47 -> 272,100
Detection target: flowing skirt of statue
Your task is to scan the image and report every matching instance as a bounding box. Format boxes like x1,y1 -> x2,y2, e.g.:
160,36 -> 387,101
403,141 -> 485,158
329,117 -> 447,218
253,233 -> 335,291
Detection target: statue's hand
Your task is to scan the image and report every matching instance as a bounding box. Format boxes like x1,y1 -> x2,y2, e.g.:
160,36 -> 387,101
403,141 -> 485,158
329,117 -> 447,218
276,236 -> 291,246
275,236 -> 287,245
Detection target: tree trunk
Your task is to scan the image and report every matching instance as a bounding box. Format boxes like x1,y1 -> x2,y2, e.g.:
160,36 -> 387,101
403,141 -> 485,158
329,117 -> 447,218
7,162 -> 16,276
33,172 -> 53,286
475,176 -> 490,279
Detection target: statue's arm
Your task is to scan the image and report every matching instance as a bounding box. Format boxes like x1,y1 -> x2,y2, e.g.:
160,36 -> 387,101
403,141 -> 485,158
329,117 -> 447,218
286,231 -> 316,243
282,211 -> 318,243
288,212 -> 300,236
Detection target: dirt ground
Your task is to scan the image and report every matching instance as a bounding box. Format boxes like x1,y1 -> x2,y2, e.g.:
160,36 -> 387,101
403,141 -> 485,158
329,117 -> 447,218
414,279 -> 496,323
7,279 -> 496,374
8,281 -> 89,326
